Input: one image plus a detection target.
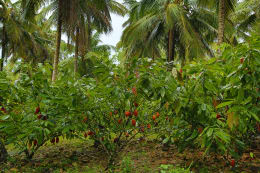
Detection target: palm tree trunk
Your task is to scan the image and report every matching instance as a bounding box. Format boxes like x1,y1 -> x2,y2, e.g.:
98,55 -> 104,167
168,29 -> 175,62
52,0 -> 62,82
82,16 -> 91,75
217,0 -> 225,44
0,25 -> 6,71
74,27 -> 79,75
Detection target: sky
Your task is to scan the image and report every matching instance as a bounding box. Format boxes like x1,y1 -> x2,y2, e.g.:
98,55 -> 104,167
100,13 -> 127,47
99,0 -> 127,47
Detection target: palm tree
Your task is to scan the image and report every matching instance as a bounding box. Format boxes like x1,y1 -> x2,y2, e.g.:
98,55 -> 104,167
230,0 -> 260,39
0,24 -> 6,71
121,0 -> 216,64
197,0 -> 236,44
65,0 -> 127,75
22,0 -> 126,80
22,0 -> 70,81
51,0 -> 62,81
0,0 -> 51,71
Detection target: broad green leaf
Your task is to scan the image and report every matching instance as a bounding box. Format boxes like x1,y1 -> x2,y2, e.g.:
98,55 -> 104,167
160,87 -> 165,98
207,128 -> 213,137
248,111 -> 260,122
216,101 -> 234,109
0,115 -> 10,120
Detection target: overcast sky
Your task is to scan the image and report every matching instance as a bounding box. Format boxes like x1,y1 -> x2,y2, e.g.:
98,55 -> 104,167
100,13 -> 127,47
100,0 -> 127,47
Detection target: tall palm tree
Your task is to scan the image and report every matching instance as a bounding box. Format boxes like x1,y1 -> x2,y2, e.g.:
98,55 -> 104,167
22,0 -> 70,81
65,0 -> 127,75
0,24 -> 6,71
0,0 -> 50,71
22,0 -> 126,80
121,0 -> 216,63
230,0 -> 260,39
51,0 -> 62,81
197,0 -> 236,44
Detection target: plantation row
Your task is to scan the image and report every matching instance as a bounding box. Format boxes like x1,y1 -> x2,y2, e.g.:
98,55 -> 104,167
0,37 -> 260,168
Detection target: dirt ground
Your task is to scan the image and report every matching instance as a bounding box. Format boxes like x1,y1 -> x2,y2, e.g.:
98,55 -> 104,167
1,139 -> 259,173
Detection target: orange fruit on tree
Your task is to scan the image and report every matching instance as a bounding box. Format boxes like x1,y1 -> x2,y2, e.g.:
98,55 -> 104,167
131,119 -> 136,126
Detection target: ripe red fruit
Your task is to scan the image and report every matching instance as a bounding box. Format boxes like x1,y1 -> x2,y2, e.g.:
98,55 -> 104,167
88,131 -> 94,136
240,58 -> 244,64
34,106 -> 40,114
118,119 -> 122,124
134,102 -> 138,107
84,133 -> 88,138
216,114 -> 221,119
152,115 -> 156,121
101,137 -> 104,141
131,119 -> 136,126
166,117 -> 169,121
147,124 -> 151,129
132,87 -> 137,96
37,114 -> 43,120
198,127 -> 203,134
56,137 -> 59,143
156,112 -> 160,118
83,117 -> 87,123
230,159 -> 235,167
109,112 -> 112,116
180,68 -> 183,73
33,140 -> 38,146
133,110 -> 138,117
51,138 -> 55,144
125,111 -> 131,117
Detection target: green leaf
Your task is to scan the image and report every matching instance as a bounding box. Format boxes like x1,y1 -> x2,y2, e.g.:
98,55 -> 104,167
248,111 -> 260,122
216,101 -> 234,109
250,152 -> 254,158
160,87 -> 165,98
237,88 -> 244,102
162,137 -> 169,144
206,128 -> 213,137
0,115 -> 10,120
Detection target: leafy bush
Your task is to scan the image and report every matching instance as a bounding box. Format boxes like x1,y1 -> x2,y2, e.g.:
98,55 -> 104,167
0,36 -> 259,168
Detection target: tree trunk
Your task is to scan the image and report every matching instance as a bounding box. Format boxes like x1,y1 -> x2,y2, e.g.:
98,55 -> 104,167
217,0 -> 225,44
168,29 -> 175,62
81,16 -> 91,75
0,25 -> 6,71
74,27 -> 79,75
52,0 -> 62,82
0,140 -> 8,163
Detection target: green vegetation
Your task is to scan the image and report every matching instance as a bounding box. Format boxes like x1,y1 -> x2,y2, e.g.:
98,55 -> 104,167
0,0 -> 259,172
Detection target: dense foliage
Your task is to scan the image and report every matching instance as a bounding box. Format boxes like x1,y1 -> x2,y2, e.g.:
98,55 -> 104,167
1,36 -> 259,169
0,0 -> 259,171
